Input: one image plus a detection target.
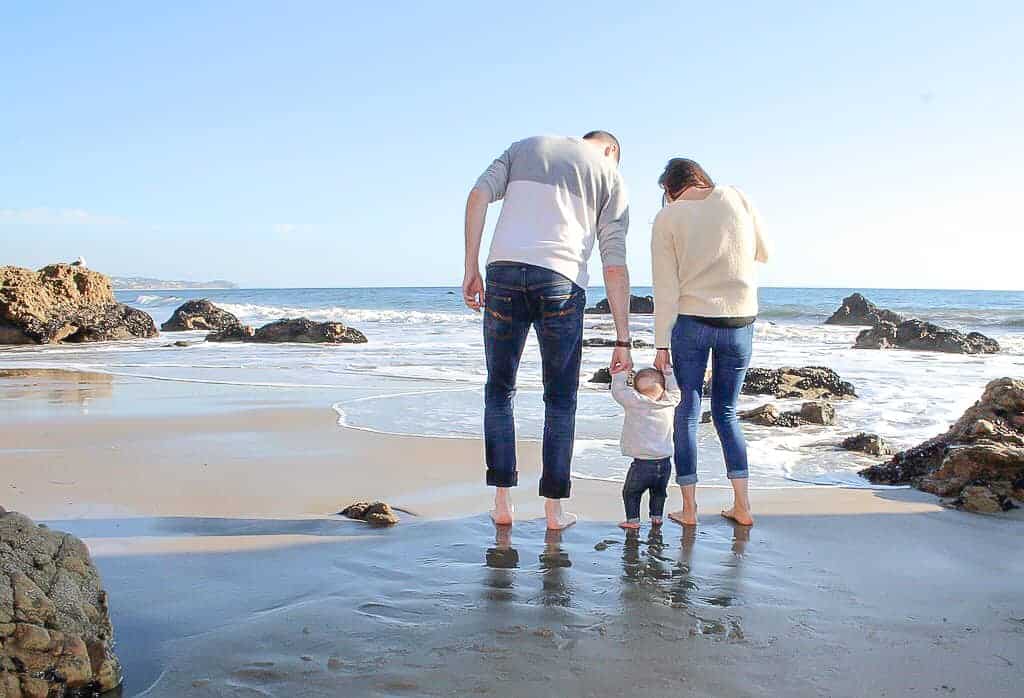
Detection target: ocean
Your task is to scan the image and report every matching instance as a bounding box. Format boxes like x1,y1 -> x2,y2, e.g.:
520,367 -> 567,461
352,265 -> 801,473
3,286 -> 1023,489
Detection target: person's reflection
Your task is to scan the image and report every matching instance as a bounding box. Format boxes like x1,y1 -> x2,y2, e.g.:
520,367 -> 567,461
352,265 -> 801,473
483,524 -> 518,600
669,522 -> 749,609
538,528 -> 572,607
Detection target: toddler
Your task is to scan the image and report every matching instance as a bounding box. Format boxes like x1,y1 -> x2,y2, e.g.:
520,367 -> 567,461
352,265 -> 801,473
611,366 -> 681,529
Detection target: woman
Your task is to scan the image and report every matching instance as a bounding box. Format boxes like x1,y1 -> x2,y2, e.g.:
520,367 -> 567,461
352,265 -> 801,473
651,158 -> 770,526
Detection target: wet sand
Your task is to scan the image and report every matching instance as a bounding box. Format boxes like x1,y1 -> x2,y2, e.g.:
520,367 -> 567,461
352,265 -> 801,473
2,370 -> 1023,696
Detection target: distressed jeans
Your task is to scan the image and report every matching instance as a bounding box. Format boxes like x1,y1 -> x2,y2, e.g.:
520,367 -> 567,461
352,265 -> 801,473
483,262 -> 585,499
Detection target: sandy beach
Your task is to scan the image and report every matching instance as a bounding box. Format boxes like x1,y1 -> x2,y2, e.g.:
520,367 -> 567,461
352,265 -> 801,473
1,368 -> 1022,697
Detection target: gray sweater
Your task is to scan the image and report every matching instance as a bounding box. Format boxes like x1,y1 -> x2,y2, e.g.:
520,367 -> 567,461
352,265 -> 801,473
611,371 -> 682,460
475,135 -> 629,288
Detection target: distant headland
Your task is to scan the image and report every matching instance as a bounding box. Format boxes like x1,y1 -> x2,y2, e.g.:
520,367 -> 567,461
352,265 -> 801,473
110,276 -> 238,290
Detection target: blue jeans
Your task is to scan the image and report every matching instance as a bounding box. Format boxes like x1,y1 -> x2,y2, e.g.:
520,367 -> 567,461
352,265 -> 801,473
622,457 -> 672,522
483,262 -> 585,499
671,315 -> 754,485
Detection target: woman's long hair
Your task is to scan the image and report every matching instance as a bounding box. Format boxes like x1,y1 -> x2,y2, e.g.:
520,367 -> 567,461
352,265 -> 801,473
658,158 -> 714,200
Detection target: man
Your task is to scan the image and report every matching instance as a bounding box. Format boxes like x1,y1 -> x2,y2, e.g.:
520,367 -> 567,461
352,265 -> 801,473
462,131 -> 633,530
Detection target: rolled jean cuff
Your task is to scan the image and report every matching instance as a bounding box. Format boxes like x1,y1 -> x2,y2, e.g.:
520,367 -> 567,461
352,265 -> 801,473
726,470 -> 749,480
675,474 -> 698,486
486,469 -> 518,488
539,478 -> 571,500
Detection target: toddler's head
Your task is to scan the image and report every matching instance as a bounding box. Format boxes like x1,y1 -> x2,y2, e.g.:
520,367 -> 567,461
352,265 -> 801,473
633,368 -> 665,400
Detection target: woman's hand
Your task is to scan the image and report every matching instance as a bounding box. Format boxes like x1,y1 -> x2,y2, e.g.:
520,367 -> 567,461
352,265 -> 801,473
654,348 -> 672,372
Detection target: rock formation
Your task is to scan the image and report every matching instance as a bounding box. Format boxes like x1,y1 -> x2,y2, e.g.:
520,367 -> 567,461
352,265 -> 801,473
0,264 -> 157,344
855,319 -> 999,354
860,377 -> 1024,512
840,433 -> 894,456
339,502 -> 399,525
825,293 -> 904,326
207,318 -> 367,344
727,367 -> 857,400
589,368 -> 612,384
0,507 -> 122,697
582,338 -> 652,348
703,401 -> 836,428
160,299 -> 241,332
584,295 -> 655,315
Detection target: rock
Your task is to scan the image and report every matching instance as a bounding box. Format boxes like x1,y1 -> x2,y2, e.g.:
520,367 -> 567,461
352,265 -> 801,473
799,401 -> 836,426
737,404 -> 805,428
582,337 -> 652,348
955,485 -> 1014,514
205,324 -> 256,342
339,501 -> 399,525
161,299 -> 241,332
207,318 -> 367,344
860,377 -> 1024,511
825,293 -> 904,326
727,366 -> 856,400
584,295 -> 655,315
892,319 -> 999,354
840,433 -> 894,456
0,264 -> 158,344
0,509 -> 122,696
854,321 -> 898,349
588,368 -> 612,384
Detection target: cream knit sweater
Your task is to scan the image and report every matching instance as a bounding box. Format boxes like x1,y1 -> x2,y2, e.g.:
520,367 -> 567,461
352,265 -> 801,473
652,186 -> 770,347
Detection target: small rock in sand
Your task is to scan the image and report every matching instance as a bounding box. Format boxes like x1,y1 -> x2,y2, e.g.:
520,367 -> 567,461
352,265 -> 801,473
840,433 -> 894,456
339,501 -> 400,525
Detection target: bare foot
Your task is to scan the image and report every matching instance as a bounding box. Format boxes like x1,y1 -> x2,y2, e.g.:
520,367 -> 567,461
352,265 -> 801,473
619,520 -> 640,530
668,509 -> 697,526
650,517 -> 663,526
721,506 -> 754,526
547,512 -> 577,530
490,506 -> 514,526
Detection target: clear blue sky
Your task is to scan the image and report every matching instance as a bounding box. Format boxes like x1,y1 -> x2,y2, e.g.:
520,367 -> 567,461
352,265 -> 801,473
2,1 -> 1021,289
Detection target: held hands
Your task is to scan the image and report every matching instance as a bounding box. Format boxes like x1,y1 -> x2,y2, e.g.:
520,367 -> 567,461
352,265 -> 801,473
654,348 -> 672,372
463,269 -> 484,312
610,346 -> 633,374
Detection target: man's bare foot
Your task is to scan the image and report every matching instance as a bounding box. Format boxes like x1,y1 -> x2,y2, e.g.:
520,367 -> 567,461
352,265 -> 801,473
491,488 -> 514,525
619,520 -> 640,530
721,506 -> 754,526
650,517 -> 663,526
668,509 -> 697,526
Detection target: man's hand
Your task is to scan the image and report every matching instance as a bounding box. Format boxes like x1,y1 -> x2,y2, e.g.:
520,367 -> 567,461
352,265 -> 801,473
610,346 -> 633,374
463,269 -> 484,311
654,348 -> 672,372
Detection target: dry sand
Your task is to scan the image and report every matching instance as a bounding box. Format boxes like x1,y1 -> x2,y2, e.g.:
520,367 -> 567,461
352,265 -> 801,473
2,369 -> 1022,697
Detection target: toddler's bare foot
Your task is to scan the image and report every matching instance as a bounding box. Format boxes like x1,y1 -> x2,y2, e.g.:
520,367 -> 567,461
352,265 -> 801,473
668,509 -> 697,526
721,506 -> 754,526
619,520 -> 640,530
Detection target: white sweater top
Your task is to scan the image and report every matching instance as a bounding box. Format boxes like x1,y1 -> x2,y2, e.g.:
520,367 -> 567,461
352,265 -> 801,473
611,371 -> 682,460
651,186 -> 770,347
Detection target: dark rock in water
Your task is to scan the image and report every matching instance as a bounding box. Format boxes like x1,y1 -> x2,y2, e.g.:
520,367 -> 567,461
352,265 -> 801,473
0,509 -> 123,696
206,324 -> 256,342
161,299 -> 241,332
799,401 -> 836,425
339,501 -> 399,525
584,295 -> 655,315
840,433 -> 894,456
0,263 -> 158,344
582,337 -> 652,348
165,340 -> 194,348
724,366 -> 856,400
825,293 -> 904,326
589,367 -> 612,384
860,377 -> 1024,512
856,319 -> 1000,354
723,401 -> 835,428
207,318 -> 367,344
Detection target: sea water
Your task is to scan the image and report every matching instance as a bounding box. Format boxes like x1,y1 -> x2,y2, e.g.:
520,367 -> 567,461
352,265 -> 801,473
2,286 -> 1022,489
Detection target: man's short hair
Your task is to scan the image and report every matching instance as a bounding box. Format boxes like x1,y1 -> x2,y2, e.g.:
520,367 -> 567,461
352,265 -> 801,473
582,130 -> 621,163
634,368 -> 665,393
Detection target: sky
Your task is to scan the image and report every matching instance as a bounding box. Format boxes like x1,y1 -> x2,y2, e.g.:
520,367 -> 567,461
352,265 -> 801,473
2,1 -> 1022,289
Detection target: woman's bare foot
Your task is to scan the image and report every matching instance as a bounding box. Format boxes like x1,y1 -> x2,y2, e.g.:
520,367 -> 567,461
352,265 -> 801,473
544,498 -> 577,530
619,520 -> 641,530
491,488 -> 514,525
720,506 -> 754,526
668,509 -> 697,526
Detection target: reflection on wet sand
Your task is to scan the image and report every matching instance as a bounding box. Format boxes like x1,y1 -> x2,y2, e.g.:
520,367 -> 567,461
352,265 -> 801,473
0,367 -> 114,404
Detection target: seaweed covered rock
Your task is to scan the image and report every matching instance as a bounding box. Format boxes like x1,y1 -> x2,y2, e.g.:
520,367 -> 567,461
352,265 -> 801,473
582,337 -> 652,348
840,433 -> 894,456
584,295 -> 655,315
161,299 -> 241,332
854,321 -> 898,350
703,401 -> 837,428
0,508 -> 122,696
860,377 -> 1024,512
825,293 -> 904,326
723,366 -> 856,400
0,264 -> 157,344
589,367 -> 612,385
893,319 -> 999,354
207,318 -> 366,344
339,501 -> 399,525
